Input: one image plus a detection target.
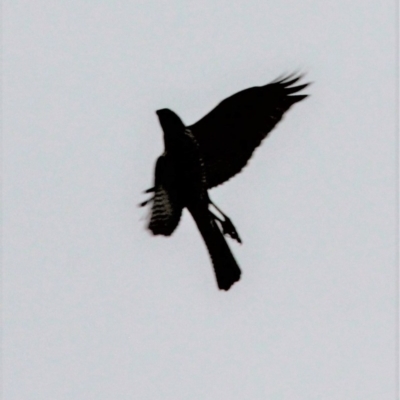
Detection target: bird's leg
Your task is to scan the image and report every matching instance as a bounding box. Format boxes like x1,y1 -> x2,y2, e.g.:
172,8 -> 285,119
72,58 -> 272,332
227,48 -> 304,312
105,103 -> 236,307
208,200 -> 242,244
209,210 -> 242,244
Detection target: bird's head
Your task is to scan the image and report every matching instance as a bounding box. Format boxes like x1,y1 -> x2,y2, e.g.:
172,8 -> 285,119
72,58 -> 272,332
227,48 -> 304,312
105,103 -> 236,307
156,109 -> 185,150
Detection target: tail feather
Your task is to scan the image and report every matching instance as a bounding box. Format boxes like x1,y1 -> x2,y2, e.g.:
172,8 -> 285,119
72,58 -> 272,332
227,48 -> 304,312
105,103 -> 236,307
190,208 -> 241,290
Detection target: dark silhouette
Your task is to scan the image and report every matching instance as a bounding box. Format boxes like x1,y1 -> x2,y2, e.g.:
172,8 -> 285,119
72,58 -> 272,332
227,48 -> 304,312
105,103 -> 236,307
141,74 -> 310,290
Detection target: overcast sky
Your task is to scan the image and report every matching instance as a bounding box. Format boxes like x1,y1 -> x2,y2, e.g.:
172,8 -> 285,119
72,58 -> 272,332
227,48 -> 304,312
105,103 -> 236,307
3,1 -> 397,399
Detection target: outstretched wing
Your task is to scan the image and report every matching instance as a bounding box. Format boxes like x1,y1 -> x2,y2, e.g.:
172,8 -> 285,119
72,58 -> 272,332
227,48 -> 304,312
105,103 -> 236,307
188,74 -> 310,188
148,155 -> 183,236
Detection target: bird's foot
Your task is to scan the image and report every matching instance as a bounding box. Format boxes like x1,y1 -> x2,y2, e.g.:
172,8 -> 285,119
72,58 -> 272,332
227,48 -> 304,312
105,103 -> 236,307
209,200 -> 242,243
210,210 -> 242,244
219,216 -> 242,244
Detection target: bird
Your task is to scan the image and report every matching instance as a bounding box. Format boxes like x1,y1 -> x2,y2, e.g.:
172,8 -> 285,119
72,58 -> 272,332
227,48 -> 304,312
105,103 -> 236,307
141,73 -> 310,290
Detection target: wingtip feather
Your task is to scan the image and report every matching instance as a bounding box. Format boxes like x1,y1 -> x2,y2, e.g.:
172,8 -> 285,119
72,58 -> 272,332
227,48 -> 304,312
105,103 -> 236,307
271,72 -> 311,89
284,83 -> 309,94
287,94 -> 309,103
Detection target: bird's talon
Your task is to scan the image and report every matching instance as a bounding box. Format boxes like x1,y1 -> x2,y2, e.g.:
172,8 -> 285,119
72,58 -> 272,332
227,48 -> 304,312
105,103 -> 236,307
220,217 -> 242,244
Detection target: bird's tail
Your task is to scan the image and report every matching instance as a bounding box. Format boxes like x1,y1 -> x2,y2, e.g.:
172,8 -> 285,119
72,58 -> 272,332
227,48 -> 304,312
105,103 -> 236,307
190,208 -> 241,290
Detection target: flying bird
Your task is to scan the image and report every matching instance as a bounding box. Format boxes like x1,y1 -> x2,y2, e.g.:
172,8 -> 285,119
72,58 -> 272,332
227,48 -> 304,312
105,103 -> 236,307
141,74 -> 310,290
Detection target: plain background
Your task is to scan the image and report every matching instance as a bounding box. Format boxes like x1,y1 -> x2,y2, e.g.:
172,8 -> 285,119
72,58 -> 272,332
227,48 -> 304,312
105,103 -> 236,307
3,1 -> 398,399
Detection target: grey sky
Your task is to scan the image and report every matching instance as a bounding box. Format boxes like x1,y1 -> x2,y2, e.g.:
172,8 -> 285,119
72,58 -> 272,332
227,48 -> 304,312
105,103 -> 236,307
3,1 -> 397,399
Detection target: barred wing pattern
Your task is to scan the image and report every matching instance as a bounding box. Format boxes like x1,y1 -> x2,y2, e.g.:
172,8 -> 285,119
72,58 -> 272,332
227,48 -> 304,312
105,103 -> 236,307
188,75 -> 309,188
148,155 -> 183,236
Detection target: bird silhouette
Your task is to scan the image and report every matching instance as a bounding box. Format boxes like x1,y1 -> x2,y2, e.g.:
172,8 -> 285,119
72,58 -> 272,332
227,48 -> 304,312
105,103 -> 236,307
141,74 -> 310,290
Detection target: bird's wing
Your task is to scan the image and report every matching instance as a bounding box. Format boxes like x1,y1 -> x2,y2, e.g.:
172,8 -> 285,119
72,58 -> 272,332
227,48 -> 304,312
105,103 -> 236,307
148,155 -> 183,236
188,74 -> 310,188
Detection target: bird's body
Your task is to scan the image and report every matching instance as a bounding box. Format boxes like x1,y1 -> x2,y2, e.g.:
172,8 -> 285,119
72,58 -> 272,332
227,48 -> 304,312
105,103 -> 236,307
142,74 -> 310,290
148,114 -> 241,289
